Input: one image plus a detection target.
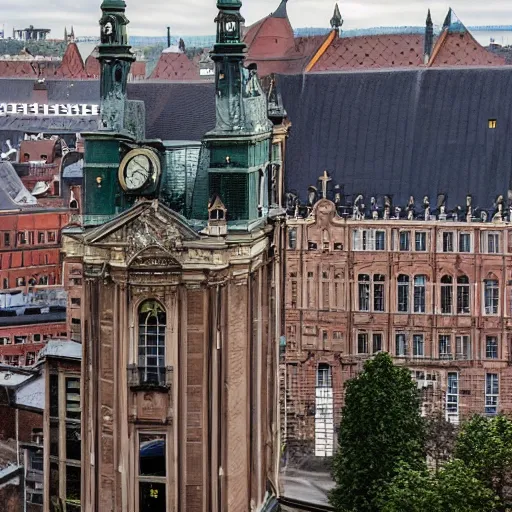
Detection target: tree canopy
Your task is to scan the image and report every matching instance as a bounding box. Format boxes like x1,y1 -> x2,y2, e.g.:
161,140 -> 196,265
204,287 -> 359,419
329,353 -> 425,512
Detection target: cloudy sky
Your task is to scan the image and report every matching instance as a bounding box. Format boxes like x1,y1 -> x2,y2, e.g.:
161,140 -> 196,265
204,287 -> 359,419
3,0 -> 512,38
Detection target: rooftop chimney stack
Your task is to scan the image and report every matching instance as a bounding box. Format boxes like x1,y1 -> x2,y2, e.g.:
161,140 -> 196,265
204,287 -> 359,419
167,26 -> 171,48
424,9 -> 434,64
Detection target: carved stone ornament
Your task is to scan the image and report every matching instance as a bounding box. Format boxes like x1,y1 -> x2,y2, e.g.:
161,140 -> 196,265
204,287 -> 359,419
126,210 -> 184,263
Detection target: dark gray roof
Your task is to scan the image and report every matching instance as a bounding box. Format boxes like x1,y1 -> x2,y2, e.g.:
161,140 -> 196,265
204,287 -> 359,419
0,79 -> 216,143
128,82 -> 216,140
278,68 -> 512,208
0,311 -> 66,327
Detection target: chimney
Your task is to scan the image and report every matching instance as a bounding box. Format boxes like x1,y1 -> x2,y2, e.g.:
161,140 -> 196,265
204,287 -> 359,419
424,9 -> 433,64
167,27 -> 171,48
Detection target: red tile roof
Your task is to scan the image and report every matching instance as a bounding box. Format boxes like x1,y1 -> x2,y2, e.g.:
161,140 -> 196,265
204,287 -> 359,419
53,43 -> 88,79
130,61 -> 146,80
85,54 -> 101,79
429,30 -> 506,67
312,34 -> 424,71
149,52 -> 198,81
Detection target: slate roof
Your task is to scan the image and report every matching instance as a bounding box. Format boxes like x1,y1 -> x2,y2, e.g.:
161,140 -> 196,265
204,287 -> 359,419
278,68 -> 512,208
128,81 -> 216,140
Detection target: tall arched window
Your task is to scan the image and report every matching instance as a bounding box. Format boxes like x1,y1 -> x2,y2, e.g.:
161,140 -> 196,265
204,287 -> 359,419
457,275 -> 470,314
397,275 -> 410,312
441,275 -> 453,314
138,300 -> 166,385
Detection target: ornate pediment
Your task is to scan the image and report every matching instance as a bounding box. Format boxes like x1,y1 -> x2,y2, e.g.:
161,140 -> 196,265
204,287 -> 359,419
83,200 -> 200,265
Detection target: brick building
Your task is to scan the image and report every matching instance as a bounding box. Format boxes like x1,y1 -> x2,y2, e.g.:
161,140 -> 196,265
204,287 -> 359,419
278,64 -> 512,464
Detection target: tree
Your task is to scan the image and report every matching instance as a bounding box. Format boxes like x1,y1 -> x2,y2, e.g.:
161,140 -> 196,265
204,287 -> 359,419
380,460 -> 500,512
455,415 -> 512,510
329,353 -> 425,512
425,411 -> 457,473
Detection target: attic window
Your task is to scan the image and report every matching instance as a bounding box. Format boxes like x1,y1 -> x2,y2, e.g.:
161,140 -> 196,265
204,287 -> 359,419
489,119 -> 497,129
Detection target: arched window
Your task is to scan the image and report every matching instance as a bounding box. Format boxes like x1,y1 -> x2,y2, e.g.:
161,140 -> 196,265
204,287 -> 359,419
138,300 -> 166,385
484,276 -> 499,315
457,275 -> 470,314
441,275 -> 453,314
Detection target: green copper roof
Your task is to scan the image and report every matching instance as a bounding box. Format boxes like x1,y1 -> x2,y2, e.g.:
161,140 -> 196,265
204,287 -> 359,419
217,0 -> 242,9
101,0 -> 126,9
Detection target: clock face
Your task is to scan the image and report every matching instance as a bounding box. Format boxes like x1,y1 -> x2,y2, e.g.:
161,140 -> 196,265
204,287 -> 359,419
119,148 -> 161,194
124,154 -> 152,190
226,21 -> 237,33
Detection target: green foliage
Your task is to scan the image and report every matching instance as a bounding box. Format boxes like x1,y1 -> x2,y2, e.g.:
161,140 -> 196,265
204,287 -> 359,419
380,460 -> 500,512
455,415 -> 512,508
425,411 -> 457,473
329,353 -> 425,512
0,40 -> 66,57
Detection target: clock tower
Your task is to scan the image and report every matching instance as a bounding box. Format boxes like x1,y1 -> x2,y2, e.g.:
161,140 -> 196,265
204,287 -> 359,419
82,0 -> 147,226
201,0 -> 273,230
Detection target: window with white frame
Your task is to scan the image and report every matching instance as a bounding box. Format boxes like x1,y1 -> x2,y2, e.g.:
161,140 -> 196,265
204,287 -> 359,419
353,229 -> 386,251
316,364 -> 332,388
396,333 -> 408,357
439,335 -> 452,360
415,231 -> 427,252
456,335 -> 471,360
440,275 -> 453,314
138,433 -> 167,512
485,373 -> 499,416
357,333 -> 369,354
446,372 -> 459,423
459,232 -> 472,253
399,231 -> 410,251
457,275 -> 470,314
358,274 -> 370,311
442,232 -> 454,252
397,275 -> 410,313
484,279 -> 499,315
483,232 -> 500,254
138,300 -> 166,385
413,275 -> 426,313
486,336 -> 498,359
373,333 -> 383,353
413,334 -> 424,357
358,274 -> 385,312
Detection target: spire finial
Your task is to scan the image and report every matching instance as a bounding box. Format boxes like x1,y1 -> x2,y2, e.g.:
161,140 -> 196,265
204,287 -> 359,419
426,9 -> 432,26
330,3 -> 343,34
272,0 -> 288,19
443,8 -> 452,30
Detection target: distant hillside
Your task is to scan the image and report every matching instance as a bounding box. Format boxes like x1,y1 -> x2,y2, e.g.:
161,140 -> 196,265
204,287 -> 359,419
0,40 -> 66,57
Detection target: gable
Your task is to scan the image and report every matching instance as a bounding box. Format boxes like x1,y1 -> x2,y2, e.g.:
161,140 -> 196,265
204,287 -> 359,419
83,200 -> 200,264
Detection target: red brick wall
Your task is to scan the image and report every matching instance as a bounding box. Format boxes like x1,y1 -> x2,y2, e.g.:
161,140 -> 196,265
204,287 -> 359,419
0,405 -> 42,442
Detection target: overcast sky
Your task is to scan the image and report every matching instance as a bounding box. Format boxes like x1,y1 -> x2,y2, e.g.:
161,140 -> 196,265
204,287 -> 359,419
3,1 -> 512,38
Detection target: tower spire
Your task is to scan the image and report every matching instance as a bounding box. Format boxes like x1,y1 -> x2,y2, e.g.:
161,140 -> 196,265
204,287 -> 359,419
330,3 -> 343,36
424,9 -> 433,64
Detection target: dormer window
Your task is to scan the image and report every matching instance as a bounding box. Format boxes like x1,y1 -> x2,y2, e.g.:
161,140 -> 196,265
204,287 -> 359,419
210,208 -> 225,221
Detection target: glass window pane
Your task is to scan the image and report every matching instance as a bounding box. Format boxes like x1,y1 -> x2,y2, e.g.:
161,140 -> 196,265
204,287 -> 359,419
139,482 -> 166,512
139,434 -> 166,477
65,465 -> 81,509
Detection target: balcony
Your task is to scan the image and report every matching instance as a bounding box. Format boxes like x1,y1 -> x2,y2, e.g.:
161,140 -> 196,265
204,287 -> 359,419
128,365 -> 173,391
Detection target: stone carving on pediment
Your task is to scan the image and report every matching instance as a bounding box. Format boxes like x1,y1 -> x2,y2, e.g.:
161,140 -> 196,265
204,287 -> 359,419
125,212 -> 183,264
314,199 -> 337,229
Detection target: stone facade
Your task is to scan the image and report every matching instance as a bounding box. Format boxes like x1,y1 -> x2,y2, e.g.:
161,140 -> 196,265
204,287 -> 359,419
62,201 -> 282,512
283,199 -> 512,462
